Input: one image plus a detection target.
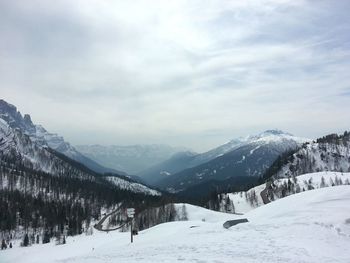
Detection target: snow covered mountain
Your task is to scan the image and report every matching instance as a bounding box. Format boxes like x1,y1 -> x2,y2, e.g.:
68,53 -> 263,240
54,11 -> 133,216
0,99 -> 121,175
0,101 -> 161,196
196,129 -> 306,163
76,144 -> 188,175
0,99 -> 165,196
155,130 -> 308,192
264,131 -> 350,180
140,130 -> 307,186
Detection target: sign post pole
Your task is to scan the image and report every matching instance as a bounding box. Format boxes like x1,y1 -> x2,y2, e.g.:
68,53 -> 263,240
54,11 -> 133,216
130,218 -> 133,243
127,208 -> 135,243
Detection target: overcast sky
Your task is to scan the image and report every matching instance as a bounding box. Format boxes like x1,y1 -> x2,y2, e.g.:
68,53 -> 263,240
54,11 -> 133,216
1,0 -> 350,152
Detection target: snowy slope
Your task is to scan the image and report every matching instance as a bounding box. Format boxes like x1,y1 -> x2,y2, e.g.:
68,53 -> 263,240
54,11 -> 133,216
229,171 -> 350,213
274,138 -> 350,178
0,117 -> 15,154
105,176 -> 161,196
2,186 -> 350,263
0,115 -> 67,174
173,203 -> 236,222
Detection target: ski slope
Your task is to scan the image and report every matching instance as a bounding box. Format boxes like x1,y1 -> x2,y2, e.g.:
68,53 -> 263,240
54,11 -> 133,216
2,186 -> 350,263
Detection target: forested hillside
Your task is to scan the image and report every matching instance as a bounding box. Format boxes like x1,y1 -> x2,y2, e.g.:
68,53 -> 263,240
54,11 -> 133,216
263,131 -> 350,180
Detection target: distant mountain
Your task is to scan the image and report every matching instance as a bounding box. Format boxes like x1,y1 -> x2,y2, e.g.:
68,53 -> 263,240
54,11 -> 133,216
76,144 -> 188,175
139,130 -> 307,185
0,99 -> 122,175
156,130 -> 309,192
138,134 -> 258,182
263,131 -> 350,180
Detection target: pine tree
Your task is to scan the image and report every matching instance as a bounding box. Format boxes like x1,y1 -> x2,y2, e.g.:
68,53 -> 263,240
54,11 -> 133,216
42,231 -> 50,244
23,233 -> 29,247
1,239 -> 7,250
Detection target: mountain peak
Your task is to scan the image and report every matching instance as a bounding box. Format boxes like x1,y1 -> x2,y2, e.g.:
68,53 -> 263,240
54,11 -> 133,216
0,99 -> 17,111
246,129 -> 308,144
0,99 -> 19,118
0,99 -> 36,133
261,129 -> 293,136
23,114 -> 33,126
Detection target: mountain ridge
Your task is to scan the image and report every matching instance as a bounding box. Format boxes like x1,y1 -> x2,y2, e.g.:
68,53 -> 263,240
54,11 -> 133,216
263,131 -> 350,180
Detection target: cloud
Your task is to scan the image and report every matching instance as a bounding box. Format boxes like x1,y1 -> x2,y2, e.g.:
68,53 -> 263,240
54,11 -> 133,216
1,0 -> 349,151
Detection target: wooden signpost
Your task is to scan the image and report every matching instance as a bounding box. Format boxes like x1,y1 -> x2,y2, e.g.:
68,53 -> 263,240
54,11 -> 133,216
127,208 -> 135,243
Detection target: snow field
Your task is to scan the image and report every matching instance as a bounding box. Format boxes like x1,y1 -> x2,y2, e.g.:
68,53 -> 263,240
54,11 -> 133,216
2,184 -> 350,263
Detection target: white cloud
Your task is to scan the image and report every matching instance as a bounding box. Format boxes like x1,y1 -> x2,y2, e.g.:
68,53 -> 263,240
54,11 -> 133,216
1,0 -> 349,151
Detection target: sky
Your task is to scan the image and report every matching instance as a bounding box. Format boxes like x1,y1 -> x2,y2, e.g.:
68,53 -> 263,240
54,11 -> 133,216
1,0 -> 350,152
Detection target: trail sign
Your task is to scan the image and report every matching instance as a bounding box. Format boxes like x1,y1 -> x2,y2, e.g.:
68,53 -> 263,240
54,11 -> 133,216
127,208 -> 135,213
127,208 -> 135,218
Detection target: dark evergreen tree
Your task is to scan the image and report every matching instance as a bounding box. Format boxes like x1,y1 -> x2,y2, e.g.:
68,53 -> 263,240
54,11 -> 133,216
1,239 -> 7,250
42,231 -> 50,244
23,233 -> 29,247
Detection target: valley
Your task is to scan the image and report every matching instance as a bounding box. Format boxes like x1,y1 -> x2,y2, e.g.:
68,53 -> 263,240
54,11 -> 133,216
1,99 -> 350,263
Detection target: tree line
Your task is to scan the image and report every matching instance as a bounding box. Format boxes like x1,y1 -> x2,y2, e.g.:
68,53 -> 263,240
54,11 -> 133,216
0,150 -> 168,247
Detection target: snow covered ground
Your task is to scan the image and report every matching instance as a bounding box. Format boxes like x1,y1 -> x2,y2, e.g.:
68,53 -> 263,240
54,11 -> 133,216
2,185 -> 350,263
